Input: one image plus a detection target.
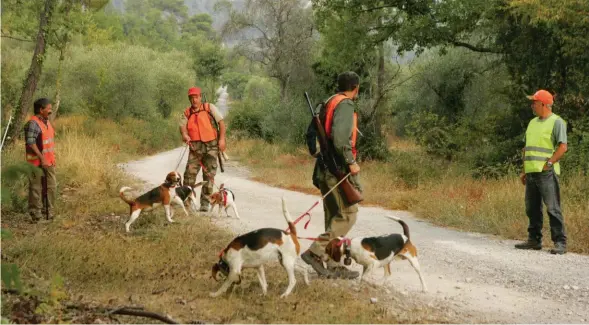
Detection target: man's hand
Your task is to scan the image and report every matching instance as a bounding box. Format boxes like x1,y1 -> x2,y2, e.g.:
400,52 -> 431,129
218,137 -> 226,152
519,172 -> 526,186
349,163 -> 360,175
183,135 -> 191,145
40,157 -> 51,168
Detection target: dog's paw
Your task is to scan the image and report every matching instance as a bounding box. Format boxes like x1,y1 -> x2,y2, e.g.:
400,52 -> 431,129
209,292 -> 219,298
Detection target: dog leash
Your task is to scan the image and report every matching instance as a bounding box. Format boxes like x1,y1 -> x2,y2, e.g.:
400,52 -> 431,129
199,161 -> 223,192
284,172 -> 352,233
174,145 -> 189,172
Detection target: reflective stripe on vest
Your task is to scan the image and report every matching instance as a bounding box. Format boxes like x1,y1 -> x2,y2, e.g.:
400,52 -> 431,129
184,103 -> 217,142
26,116 -> 56,167
524,114 -> 562,175
324,94 -> 358,159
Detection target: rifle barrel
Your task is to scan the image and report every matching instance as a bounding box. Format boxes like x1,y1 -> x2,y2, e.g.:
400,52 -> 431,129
304,92 -> 316,116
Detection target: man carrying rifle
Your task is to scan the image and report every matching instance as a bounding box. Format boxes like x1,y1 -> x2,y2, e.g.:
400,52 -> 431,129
179,87 -> 226,211
301,71 -> 362,279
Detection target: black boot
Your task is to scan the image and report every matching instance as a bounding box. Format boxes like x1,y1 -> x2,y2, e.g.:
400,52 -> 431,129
515,240 -> 542,250
550,242 -> 566,255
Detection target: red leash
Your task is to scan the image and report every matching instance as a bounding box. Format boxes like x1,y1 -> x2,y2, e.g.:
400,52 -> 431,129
284,173 -> 352,233
199,161 -> 222,191
285,201 -> 318,232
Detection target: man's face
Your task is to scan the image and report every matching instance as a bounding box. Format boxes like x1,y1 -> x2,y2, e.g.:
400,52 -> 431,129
352,85 -> 360,100
40,104 -> 52,119
531,100 -> 544,116
189,94 -> 201,108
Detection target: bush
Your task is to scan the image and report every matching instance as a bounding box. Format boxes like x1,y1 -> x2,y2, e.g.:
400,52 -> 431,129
221,72 -> 250,100
33,44 -> 193,120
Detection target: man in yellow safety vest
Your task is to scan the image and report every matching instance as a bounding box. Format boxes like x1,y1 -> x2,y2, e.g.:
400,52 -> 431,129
515,89 -> 568,254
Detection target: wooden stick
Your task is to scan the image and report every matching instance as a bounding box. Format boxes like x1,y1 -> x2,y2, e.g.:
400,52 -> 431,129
108,307 -> 179,324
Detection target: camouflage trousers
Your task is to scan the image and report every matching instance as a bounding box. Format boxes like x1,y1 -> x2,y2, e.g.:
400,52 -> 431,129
184,140 -> 218,208
309,171 -> 358,268
29,165 -> 57,220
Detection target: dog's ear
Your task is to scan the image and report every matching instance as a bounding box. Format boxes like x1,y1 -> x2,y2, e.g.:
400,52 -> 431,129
211,263 -> 220,282
325,239 -> 342,263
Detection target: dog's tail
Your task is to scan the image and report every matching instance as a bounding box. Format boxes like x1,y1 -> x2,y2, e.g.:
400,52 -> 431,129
119,187 -> 134,205
282,196 -> 296,235
386,215 -> 410,239
282,196 -> 301,254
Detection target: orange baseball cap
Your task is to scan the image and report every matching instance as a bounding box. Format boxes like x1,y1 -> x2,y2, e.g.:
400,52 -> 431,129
188,87 -> 201,96
526,89 -> 553,105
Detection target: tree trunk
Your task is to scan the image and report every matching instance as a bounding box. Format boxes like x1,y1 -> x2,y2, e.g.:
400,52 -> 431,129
5,0 -> 56,147
279,76 -> 289,102
50,45 -> 66,123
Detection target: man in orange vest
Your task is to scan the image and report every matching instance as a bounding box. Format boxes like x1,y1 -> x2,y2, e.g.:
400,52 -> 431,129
301,71 -> 362,279
179,87 -> 226,211
24,98 -> 57,222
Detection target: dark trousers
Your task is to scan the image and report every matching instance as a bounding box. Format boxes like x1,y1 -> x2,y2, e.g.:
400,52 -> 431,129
525,170 -> 567,244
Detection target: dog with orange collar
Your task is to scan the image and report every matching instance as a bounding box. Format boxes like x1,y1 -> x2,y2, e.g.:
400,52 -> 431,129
208,183 -> 240,219
325,216 -> 427,291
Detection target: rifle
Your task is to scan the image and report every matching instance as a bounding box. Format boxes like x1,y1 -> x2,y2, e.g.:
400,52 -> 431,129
41,168 -> 49,220
203,92 -> 225,173
305,92 -> 363,205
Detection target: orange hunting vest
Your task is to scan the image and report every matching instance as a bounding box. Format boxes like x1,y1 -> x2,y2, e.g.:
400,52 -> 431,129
26,116 -> 56,166
324,94 -> 358,159
184,103 -> 217,142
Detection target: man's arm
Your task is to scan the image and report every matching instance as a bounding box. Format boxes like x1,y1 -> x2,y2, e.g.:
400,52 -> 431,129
209,104 -> 226,151
548,118 -> 568,165
218,120 -> 226,151
178,113 -> 191,144
25,122 -> 49,167
331,100 -> 359,174
548,143 -> 568,164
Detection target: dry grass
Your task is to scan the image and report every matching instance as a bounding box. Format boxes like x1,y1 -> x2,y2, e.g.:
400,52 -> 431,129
1,116 -> 454,323
228,138 -> 589,254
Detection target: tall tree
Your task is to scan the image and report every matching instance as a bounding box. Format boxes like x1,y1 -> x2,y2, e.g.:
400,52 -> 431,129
221,0 -> 314,100
5,0 -> 58,148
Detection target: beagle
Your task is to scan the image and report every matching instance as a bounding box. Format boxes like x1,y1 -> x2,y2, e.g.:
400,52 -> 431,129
119,171 -> 182,232
208,183 -> 240,219
325,216 -> 427,292
210,197 -> 309,298
171,181 -> 206,216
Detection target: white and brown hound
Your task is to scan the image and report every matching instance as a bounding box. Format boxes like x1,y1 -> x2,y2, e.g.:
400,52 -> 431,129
325,216 -> 427,292
210,197 -> 309,298
171,181 -> 206,216
208,183 -> 240,219
119,171 -> 182,233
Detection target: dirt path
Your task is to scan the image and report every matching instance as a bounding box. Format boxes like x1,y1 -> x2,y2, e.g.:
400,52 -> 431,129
120,89 -> 589,324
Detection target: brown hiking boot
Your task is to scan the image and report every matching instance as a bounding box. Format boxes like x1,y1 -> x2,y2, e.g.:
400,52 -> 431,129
301,250 -> 333,278
514,240 -> 542,250
327,265 -> 360,280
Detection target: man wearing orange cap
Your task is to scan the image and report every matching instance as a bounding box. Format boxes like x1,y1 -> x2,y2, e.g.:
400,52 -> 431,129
515,89 -> 568,254
179,87 -> 226,211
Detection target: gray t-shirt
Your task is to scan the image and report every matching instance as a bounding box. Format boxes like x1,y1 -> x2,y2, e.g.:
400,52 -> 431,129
524,114 -> 567,147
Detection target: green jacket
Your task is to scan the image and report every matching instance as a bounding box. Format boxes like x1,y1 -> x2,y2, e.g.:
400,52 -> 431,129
312,96 -> 363,192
